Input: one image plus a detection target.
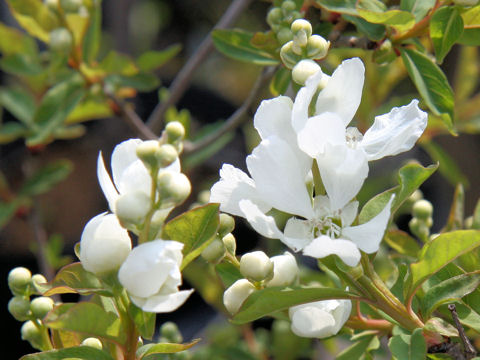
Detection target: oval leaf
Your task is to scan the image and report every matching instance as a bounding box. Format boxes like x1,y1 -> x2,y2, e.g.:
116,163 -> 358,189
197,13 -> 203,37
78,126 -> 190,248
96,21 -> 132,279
20,346 -> 113,360
388,328 -> 426,360
430,7 -> 464,64
358,9 -> 415,32
137,339 -> 200,359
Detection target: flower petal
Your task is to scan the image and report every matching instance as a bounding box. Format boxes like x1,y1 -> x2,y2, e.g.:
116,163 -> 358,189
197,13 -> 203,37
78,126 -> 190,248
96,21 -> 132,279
117,160 -> 152,196
302,235 -> 361,266
361,100 -> 428,161
134,289 -> 194,313
283,217 -> 314,251
289,304 -> 337,338
340,201 -> 359,228
111,139 -> 143,189
331,299 -> 352,334
316,143 -> 368,211
315,58 -> 364,126
97,152 -> 119,212
254,96 -> 294,141
210,164 -> 270,218
247,136 -> 313,218
342,195 -> 394,253
292,70 -> 324,132
239,199 -> 285,239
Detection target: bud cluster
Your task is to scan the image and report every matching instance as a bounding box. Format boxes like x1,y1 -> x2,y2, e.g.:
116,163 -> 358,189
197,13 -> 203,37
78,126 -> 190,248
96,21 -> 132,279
201,213 -> 236,264
267,1 -> 302,44
409,198 -> 434,242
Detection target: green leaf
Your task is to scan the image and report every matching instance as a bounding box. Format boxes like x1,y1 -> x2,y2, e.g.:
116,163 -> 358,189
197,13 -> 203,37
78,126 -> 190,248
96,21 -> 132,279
216,262 -> 243,288
20,345 -> 113,360
443,183 -> 464,232
430,7 -> 464,64
0,53 -> 43,76
66,100 -> 113,124
454,46 -> 479,104
269,67 -> 291,96
0,22 -> 38,56
409,230 -> 480,294
400,0 -> 436,22
423,317 -> 458,338
400,48 -> 455,132
28,75 -> 86,145
44,302 -> 126,343
343,15 -> 386,41
461,4 -> 480,28
458,28 -> 480,45
384,230 -> 420,258
315,0 -> 386,16
336,335 -> 380,360
359,162 -> 438,223
129,303 -> 155,340
0,122 -> 27,144
212,29 -> 279,66
358,9 -> 416,33
421,141 -> 468,186
44,262 -> 112,296
0,87 -> 36,125
100,51 -> 138,76
82,0 -> 102,63
388,328 -> 426,360
163,203 -> 220,269
137,339 -> 200,358
137,44 -> 182,72
232,286 -> 359,324
422,272 -> 480,318
472,199 -> 480,230
19,159 -> 73,197
107,73 -> 160,92
0,199 -> 25,228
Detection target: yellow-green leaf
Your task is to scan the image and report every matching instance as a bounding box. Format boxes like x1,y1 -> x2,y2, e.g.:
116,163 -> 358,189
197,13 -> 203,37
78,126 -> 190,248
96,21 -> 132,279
358,9 -> 416,32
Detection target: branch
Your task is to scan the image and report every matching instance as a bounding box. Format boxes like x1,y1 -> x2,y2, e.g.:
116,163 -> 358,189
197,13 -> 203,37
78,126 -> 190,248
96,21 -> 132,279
448,304 -> 477,360
146,0 -> 254,133
182,66 -> 276,155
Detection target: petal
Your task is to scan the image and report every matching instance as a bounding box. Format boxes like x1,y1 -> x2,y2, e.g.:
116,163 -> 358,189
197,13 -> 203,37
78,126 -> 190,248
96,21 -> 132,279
136,289 -> 194,313
210,164 -> 270,218
292,70 -> 324,132
302,235 -> 361,266
97,152 -> 119,212
315,58 -> 364,126
283,217 -> 314,251
254,96 -> 294,141
331,299 -> 352,334
316,143 -> 368,211
266,252 -> 299,287
340,201 -> 359,227
342,195 -> 394,253
296,112 -> 346,158
247,136 -> 313,218
111,139 -> 143,189
289,304 -> 337,338
117,160 -> 152,196
238,199 -> 285,240
361,100 -> 428,161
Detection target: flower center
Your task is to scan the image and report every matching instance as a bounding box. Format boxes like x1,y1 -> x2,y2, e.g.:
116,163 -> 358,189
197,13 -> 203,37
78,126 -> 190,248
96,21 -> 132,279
311,214 -> 342,239
345,127 -> 363,149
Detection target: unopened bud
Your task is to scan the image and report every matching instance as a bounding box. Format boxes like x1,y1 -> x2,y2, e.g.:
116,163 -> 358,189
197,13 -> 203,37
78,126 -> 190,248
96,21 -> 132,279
21,321 -> 43,350
223,279 -> 256,314
60,0 -> 82,12
201,238 -> 226,263
82,337 -> 103,350
218,214 -> 235,237
8,296 -> 31,321
306,35 -> 330,59
276,27 -> 293,45
161,322 -> 183,344
8,267 -> 32,296
265,252 -> 298,287
157,171 -> 191,204
280,41 -> 302,69
292,59 -> 320,85
409,217 -> 430,240
115,191 -> 151,225
156,144 -> 178,168
165,121 -> 185,143
197,190 -> 210,204
49,28 -> 73,53
31,274 -> 49,294
281,1 -> 296,12
240,251 -> 274,282
30,297 -> 54,319
412,199 -> 433,220
267,7 -> 282,27
222,233 -> 236,255
136,140 -> 161,168
291,19 -> 311,48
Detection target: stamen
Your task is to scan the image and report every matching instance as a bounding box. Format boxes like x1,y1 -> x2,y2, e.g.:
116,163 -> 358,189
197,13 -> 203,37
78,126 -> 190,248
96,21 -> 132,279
345,127 -> 363,149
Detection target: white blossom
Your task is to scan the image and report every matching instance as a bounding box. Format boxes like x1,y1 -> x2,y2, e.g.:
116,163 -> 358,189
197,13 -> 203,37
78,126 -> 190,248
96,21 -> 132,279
223,279 -> 256,314
265,252 -> 298,287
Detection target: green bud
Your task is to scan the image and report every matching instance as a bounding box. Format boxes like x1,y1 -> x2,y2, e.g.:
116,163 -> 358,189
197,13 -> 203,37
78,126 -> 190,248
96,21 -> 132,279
409,217 -> 429,240
306,35 -> 330,59
30,297 -> 54,319
280,41 -> 302,69
161,322 -> 183,344
276,27 -> 293,45
8,267 -> 32,296
267,7 -> 282,27
115,191 -> 151,225
292,59 -> 320,85
21,321 -> 43,350
8,296 -> 31,321
81,337 -> 103,350
290,10 -> 302,21
412,199 -> 433,220
157,171 -> 191,204
136,140 -> 161,168
165,121 -> 185,143
49,28 -> 73,53
281,1 -> 296,12
218,214 -> 235,237
31,274 -> 49,294
60,0 -> 82,12
201,238 -> 226,264
156,144 -> 178,168
222,233 -> 236,255
291,19 -> 312,48
240,251 -> 274,282
197,190 -> 210,204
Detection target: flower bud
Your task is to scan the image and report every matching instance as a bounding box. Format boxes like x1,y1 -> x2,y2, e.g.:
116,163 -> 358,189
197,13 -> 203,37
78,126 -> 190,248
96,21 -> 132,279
136,140 -> 161,168
161,322 -> 183,344
280,41 -> 302,69
267,7 -> 282,27
240,251 -> 274,282
276,27 -> 293,45
197,190 -> 210,204
281,0 -> 296,12
31,274 -> 49,294
8,296 -> 31,321
21,321 -> 43,350
291,19 -> 311,49
8,267 -> 32,296
222,233 -> 236,255
79,213 -> 132,274
30,297 -> 54,319
223,279 -> 256,314
49,28 -> 73,53
115,191 -> 151,225
306,35 -> 330,59
82,337 -> 103,350
292,59 -> 320,85
412,199 -> 433,220
218,214 -> 235,237
157,171 -> 191,204
60,0 -> 82,12
201,238 -> 226,263
265,252 -> 298,287
166,121 -> 185,143
156,144 -> 178,168
409,217 -> 430,240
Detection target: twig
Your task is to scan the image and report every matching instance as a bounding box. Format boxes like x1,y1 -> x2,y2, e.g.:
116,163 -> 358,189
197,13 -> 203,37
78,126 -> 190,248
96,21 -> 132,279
146,0 -> 254,133
331,35 -> 377,50
448,304 -> 477,360
182,66 -> 276,155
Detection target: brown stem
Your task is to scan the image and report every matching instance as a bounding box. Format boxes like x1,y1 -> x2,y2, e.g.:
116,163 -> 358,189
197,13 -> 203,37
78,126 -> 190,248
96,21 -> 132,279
146,0 -> 253,133
182,66 -> 276,155
448,304 -> 477,359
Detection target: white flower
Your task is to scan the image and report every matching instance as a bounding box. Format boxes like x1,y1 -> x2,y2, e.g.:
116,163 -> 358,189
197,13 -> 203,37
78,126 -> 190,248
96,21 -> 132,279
289,299 -> 352,338
265,252 -> 298,287
223,279 -> 256,314
118,240 -> 193,313
79,213 -> 132,274
240,251 -> 274,282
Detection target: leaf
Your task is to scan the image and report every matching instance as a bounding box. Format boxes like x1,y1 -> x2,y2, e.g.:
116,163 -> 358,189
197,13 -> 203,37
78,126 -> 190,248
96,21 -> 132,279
100,51 -> 138,76
0,122 -> 27,144
343,15 -> 386,41
314,0 -> 386,16
0,199 -> 25,228
336,335 -> 380,360
44,262 -> 112,296
409,230 -> 480,295
0,22 -> 38,56
461,5 -> 480,28
0,53 -> 43,76
454,46 -> 479,104
129,303 -> 155,340
66,100 -> 113,124
422,272 -> 480,318
388,328 -> 426,360
384,230 -> 420,257
216,262 -> 243,288
232,286 -> 359,324
458,28 -> 480,45
400,48 -> 455,132
423,317 -> 458,338
400,0 -> 436,22
359,162 -> 438,223
442,184 -> 464,232
28,75 -> 86,145
212,29 -> 279,66
269,67 -> 291,96
20,346 -> 113,360
357,9 -> 416,33
82,0 -> 101,63
107,73 -> 160,92
137,339 -> 200,358
163,203 -> 220,269
0,87 -> 36,125
65,13 -> 90,46
430,7 -> 464,64
44,302 -> 126,343
473,199 -> 480,230
421,141 -> 468,186
19,160 -> 73,197
137,44 -> 182,72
